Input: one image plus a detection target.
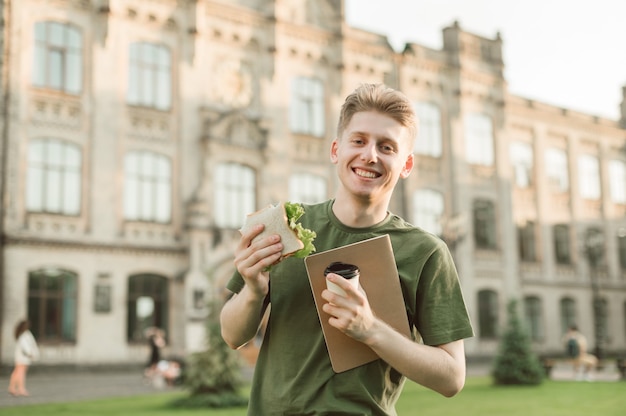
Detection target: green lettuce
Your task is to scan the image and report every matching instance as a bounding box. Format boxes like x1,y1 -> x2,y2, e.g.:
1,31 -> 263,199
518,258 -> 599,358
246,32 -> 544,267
284,202 -> 316,258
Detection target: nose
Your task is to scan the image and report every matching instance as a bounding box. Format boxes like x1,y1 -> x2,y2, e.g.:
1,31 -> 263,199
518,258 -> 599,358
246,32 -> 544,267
361,143 -> 378,163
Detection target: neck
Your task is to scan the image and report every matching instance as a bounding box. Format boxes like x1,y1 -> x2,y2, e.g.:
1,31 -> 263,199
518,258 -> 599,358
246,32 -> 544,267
332,192 -> 390,228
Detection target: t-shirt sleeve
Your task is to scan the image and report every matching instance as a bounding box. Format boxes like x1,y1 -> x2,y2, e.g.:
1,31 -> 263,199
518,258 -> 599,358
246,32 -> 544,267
414,241 -> 474,346
226,271 -> 245,294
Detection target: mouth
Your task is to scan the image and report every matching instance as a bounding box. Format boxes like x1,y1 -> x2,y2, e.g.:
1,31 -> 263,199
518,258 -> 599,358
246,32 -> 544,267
353,167 -> 381,179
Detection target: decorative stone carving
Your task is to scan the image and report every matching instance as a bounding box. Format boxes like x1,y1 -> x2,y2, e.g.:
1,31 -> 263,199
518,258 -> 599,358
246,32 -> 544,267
213,60 -> 252,108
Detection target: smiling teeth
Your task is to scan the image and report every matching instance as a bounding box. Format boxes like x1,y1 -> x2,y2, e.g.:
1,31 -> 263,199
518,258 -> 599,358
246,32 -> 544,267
355,169 -> 377,178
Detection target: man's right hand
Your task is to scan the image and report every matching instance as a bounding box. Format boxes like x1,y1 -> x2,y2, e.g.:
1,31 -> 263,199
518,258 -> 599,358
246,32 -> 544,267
234,224 -> 283,297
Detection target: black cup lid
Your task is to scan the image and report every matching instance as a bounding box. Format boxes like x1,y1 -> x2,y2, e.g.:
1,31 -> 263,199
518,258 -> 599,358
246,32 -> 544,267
324,262 -> 359,279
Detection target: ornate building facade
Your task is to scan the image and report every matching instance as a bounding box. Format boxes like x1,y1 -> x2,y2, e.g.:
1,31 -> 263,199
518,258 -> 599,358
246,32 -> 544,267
1,0 -> 625,367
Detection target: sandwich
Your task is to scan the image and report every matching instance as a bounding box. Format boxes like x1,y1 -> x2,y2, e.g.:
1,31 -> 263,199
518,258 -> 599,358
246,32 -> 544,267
240,202 -> 316,265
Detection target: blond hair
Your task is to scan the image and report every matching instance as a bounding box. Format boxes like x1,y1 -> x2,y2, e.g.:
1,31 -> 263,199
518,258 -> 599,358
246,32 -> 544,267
336,83 -> 417,147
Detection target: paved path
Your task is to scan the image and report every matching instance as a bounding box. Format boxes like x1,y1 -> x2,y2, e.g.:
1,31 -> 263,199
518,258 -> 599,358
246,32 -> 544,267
0,362 -> 622,408
0,369 -> 180,408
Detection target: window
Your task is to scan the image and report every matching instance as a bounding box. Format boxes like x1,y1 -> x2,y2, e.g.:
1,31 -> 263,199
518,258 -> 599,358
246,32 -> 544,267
578,154 -> 600,200
413,102 -> 442,157
290,77 -> 324,136
127,274 -> 168,342
518,221 -> 537,262
289,173 -> 327,204
545,148 -> 569,192
523,296 -> 544,341
473,199 -> 497,249
510,142 -> 533,188
127,43 -> 171,110
553,224 -> 571,264
27,138 -> 81,215
560,297 -> 577,334
33,21 -> 82,94
124,151 -> 171,223
214,162 -> 255,228
478,290 -> 498,339
413,189 -> 444,236
28,268 -> 77,342
593,297 -> 608,347
618,230 -> 626,271
465,114 -> 494,166
609,160 -> 626,204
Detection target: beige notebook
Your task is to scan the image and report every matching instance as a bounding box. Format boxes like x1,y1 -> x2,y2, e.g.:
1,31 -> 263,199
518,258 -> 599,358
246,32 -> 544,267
304,234 -> 411,373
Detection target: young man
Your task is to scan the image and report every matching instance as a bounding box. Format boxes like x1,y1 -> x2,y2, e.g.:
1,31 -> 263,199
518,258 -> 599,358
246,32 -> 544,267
221,83 -> 474,415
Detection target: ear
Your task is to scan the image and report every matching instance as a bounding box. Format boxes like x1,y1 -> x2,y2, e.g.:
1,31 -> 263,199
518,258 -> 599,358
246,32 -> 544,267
400,152 -> 414,179
330,139 -> 339,164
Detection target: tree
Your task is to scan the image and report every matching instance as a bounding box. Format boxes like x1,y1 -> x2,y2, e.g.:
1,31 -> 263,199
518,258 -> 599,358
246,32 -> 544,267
492,299 -> 544,385
170,299 -> 248,408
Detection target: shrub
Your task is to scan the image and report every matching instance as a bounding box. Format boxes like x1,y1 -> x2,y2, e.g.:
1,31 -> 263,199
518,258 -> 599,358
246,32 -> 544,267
170,299 -> 248,408
492,299 -> 544,385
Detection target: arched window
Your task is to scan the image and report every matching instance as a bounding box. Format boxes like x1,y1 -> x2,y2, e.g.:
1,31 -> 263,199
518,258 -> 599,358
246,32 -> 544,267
28,268 -> 78,342
127,274 -> 168,342
478,289 -> 498,339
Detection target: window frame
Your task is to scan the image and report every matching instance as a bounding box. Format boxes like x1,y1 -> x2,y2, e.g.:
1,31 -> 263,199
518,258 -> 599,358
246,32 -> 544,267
288,172 -> 327,204
510,141 -> 534,188
523,295 -> 544,342
127,274 -> 169,343
478,289 -> 498,339
465,113 -> 494,166
123,150 -> 172,223
413,102 -> 442,157
412,189 -> 444,236
290,77 -> 325,137
545,147 -> 569,192
214,162 -> 256,229
26,138 -> 82,216
33,21 -> 83,94
28,268 -> 78,343
518,221 -> 537,262
473,199 -> 497,249
553,224 -> 572,265
578,154 -> 601,200
127,42 -> 172,110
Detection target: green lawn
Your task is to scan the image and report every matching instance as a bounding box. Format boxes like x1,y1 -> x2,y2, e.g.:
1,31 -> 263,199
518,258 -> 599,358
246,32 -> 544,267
2,377 -> 624,416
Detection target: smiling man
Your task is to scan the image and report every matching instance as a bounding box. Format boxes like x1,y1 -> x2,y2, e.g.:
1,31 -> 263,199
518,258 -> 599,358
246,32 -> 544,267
221,83 -> 474,415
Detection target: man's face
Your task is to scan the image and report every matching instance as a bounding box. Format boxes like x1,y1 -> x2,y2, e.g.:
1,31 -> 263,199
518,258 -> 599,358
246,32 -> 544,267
330,111 -> 414,203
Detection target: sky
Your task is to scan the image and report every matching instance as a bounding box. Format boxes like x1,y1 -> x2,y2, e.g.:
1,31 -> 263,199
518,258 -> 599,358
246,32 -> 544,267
345,0 -> 626,120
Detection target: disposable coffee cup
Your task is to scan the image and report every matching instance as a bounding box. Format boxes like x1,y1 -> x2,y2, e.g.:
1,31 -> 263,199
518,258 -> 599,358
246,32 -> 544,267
324,262 -> 360,297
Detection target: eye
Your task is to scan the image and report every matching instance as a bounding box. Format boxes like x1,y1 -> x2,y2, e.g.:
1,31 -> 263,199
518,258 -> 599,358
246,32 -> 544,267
380,143 -> 396,154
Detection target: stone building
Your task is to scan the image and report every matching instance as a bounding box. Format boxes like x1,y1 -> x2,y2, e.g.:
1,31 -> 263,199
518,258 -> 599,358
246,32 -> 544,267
1,0 -> 625,368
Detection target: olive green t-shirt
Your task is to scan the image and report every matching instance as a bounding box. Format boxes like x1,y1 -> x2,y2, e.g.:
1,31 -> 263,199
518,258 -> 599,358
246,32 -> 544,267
226,200 -> 474,415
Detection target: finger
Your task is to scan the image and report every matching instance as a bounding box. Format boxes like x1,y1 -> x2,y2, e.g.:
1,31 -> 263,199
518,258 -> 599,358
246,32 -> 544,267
325,273 -> 359,297
238,223 -> 266,249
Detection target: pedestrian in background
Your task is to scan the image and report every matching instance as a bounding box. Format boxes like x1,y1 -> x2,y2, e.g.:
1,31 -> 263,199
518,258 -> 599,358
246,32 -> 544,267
144,327 -> 166,379
8,319 -> 39,396
563,324 -> 598,381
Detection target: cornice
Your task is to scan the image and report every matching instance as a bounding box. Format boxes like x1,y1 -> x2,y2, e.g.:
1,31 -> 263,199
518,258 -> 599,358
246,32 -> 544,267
2,235 -> 187,257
